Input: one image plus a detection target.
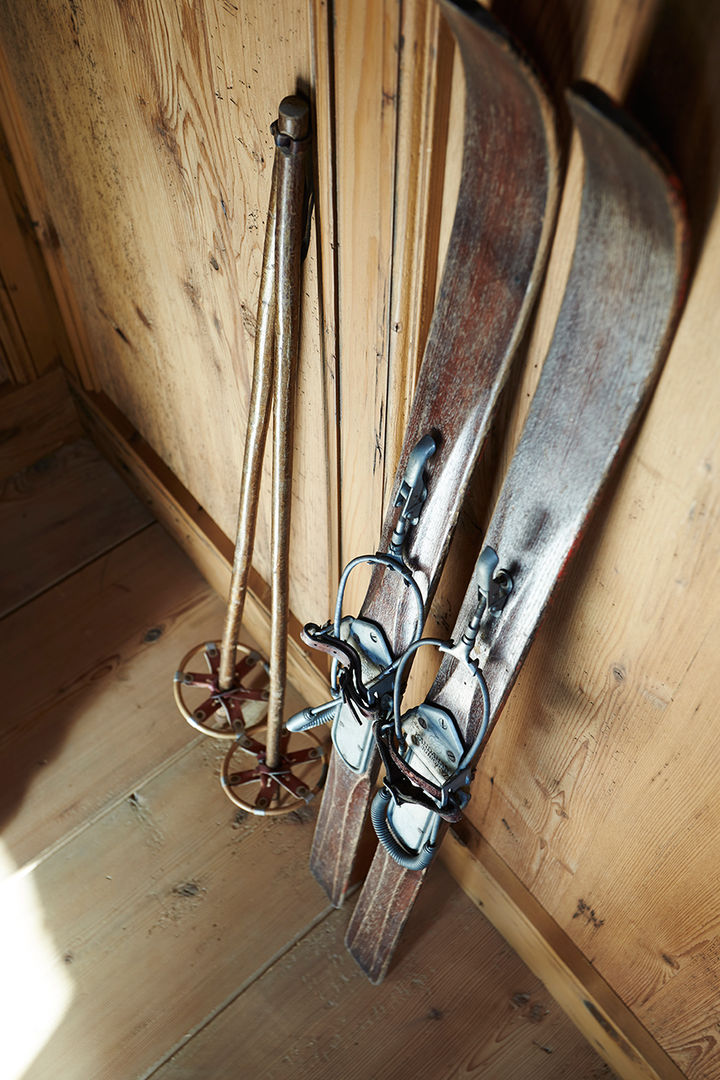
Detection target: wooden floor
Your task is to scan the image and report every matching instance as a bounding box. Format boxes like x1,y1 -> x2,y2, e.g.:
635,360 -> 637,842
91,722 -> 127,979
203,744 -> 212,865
0,420 -> 616,1078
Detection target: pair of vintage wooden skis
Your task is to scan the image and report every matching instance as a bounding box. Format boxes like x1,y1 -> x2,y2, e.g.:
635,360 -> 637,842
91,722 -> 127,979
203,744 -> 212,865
288,0 -> 687,982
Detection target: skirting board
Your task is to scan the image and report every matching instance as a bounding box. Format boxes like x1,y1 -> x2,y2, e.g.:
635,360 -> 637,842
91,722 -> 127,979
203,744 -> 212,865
440,827 -> 685,1080
70,379 -> 330,709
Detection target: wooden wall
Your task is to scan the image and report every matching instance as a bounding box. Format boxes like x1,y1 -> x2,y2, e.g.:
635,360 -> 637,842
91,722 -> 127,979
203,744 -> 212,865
1,1 -> 719,1077
0,127 -> 73,385
0,0 -> 336,632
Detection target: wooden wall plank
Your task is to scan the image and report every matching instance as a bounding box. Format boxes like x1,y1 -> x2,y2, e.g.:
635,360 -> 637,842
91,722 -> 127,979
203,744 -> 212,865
309,0 -> 341,597
330,0 -> 460,619
0,128 -> 74,383
0,35 -> 94,384
382,0 -> 455,500
0,0 -> 334,642
332,0 -> 400,615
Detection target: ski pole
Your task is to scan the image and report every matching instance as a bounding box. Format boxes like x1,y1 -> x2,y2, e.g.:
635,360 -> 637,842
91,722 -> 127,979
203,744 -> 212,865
218,98 -> 328,814
265,96 -> 310,769
173,128 -> 280,738
217,157 -> 278,693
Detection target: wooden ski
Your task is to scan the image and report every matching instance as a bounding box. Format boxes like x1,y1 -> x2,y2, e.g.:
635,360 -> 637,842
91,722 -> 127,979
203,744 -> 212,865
345,82 -> 689,983
287,0 -> 560,906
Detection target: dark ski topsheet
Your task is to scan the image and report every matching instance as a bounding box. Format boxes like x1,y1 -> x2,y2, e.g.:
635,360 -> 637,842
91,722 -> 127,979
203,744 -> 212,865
309,0 -> 560,906
346,82 -> 688,983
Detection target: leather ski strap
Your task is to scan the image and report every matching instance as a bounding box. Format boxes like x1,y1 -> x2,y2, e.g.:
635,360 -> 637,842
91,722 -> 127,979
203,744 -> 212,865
345,82 -> 689,983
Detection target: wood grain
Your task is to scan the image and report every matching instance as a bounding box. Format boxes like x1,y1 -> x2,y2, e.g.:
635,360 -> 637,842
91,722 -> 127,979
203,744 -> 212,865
310,0 -> 560,909
0,443 -> 612,1080
382,0 -> 455,504
471,263 -> 720,1073
457,9 -> 720,1077
0,367 -> 81,481
150,862 -> 614,1080
1,0 -> 719,1073
0,525 -> 215,870
0,0 -> 333,646
441,829 -> 684,1080
331,0 -> 400,616
13,740 -> 330,1080
72,381 -> 330,709
308,0 -> 341,598
0,437 -> 152,616
0,128 -> 73,383
347,81 -> 687,987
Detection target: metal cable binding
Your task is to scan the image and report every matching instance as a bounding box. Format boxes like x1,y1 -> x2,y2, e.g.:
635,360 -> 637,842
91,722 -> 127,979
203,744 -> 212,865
286,435 -> 436,752
371,545 -> 512,869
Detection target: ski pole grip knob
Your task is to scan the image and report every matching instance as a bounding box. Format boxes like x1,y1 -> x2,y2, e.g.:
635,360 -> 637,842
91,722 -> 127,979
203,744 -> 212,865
277,96 -> 310,141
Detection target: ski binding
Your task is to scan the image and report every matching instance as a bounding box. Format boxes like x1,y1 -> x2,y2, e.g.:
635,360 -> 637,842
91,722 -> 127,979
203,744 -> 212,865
372,546 -> 512,869
286,435 -> 436,773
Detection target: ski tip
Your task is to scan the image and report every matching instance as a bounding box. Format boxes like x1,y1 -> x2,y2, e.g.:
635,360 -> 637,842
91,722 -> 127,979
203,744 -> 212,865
568,81 -> 685,206
566,80 -> 690,323
438,0 -> 559,151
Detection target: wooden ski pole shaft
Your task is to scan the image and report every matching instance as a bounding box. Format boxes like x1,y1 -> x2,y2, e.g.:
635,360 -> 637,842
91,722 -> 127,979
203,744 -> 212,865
217,162 -> 278,692
266,97 -> 310,769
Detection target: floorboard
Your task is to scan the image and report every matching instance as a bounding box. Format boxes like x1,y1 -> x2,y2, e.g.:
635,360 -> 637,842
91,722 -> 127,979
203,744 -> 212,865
8,740 -> 330,1080
0,368 -> 81,481
149,860 -> 616,1080
1,523 -> 232,871
0,434 -> 617,1080
0,436 -> 152,616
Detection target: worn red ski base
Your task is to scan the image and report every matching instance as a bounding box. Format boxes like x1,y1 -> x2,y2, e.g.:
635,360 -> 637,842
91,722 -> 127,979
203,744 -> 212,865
307,0 -> 560,909
346,83 -> 688,983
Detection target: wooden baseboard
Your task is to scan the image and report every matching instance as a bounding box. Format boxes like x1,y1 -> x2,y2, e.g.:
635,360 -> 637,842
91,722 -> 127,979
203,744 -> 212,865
440,827 -> 684,1080
70,380 -> 330,709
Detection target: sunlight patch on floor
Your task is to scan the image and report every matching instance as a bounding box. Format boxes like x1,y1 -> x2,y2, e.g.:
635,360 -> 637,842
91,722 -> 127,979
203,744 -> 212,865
0,845 -> 73,1080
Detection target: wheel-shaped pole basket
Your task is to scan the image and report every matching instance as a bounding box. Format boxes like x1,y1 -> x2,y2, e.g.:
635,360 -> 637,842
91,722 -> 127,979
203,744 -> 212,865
221,724 -> 327,816
173,640 -> 269,739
